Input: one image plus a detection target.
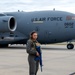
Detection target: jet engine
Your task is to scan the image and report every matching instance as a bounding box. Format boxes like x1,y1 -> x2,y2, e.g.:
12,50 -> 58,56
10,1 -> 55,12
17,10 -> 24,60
0,15 -> 17,32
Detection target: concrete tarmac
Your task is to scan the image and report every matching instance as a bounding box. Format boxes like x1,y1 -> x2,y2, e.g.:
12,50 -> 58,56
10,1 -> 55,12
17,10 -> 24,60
0,45 -> 75,75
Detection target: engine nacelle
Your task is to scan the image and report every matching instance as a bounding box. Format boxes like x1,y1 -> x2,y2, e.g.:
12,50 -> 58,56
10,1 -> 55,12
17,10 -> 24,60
0,16 -> 17,32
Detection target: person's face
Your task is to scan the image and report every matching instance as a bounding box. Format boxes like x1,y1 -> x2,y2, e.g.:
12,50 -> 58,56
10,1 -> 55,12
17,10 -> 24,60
32,33 -> 38,40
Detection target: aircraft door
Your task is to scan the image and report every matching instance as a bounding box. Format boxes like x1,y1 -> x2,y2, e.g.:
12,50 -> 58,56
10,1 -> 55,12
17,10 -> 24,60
35,26 -> 40,32
44,30 -> 52,43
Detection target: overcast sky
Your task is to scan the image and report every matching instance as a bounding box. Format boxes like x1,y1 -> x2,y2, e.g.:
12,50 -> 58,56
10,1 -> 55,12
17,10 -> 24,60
0,0 -> 75,13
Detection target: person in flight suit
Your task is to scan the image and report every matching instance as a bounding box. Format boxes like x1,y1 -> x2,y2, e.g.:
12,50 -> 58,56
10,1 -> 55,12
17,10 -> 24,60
26,31 -> 41,75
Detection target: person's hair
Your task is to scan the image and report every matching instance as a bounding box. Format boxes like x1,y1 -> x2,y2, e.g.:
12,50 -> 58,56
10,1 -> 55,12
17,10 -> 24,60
30,31 -> 37,39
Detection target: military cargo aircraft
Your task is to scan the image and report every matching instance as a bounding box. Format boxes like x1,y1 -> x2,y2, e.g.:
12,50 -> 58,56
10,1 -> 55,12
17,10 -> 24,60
0,10 -> 75,49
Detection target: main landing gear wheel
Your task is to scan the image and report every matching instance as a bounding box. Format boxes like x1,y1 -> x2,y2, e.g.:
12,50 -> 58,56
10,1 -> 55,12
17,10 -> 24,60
67,44 -> 74,49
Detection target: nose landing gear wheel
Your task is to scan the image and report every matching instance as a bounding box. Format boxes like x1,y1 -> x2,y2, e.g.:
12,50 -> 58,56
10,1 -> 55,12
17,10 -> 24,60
67,44 -> 74,49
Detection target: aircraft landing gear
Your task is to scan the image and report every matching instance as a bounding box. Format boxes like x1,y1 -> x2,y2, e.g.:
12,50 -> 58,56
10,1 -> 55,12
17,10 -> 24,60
67,43 -> 74,49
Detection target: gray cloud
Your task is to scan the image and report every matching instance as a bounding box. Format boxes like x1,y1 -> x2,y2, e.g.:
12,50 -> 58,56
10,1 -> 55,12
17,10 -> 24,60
0,0 -> 75,13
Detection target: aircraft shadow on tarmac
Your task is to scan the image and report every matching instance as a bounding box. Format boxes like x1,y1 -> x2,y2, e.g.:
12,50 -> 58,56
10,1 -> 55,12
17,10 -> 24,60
0,45 -> 74,51
41,47 -> 74,50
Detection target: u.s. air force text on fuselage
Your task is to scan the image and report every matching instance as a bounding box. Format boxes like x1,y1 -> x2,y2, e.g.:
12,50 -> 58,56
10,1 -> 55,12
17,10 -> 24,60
31,17 -> 63,22
31,17 -> 74,28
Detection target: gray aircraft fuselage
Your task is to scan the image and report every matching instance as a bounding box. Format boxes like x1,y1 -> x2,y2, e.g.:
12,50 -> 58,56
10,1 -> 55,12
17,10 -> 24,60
0,10 -> 75,45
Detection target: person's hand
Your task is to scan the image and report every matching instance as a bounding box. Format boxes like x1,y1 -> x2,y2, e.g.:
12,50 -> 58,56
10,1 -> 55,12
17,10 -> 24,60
36,52 -> 40,56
